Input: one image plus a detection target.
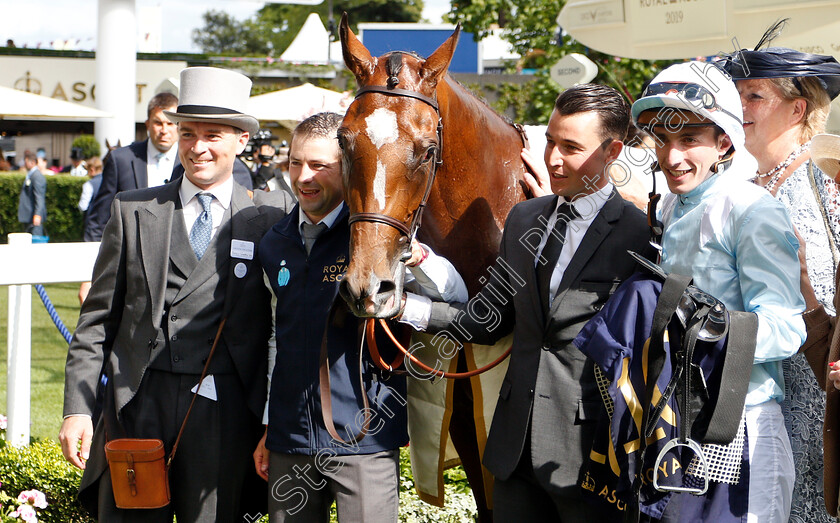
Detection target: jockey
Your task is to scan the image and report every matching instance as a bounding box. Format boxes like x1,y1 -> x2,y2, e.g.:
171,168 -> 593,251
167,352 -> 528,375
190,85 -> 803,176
629,61 -> 806,522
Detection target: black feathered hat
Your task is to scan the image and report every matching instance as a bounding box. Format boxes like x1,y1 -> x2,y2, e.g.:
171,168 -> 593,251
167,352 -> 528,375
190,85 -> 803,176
722,19 -> 840,100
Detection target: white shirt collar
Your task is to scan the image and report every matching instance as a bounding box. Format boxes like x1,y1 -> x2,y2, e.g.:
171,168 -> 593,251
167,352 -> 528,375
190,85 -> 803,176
147,140 -> 177,163
179,174 -> 233,210
556,183 -> 613,220
298,201 -> 345,231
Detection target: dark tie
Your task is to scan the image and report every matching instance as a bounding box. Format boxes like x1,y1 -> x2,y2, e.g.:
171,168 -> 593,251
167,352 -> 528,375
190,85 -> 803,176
536,202 -> 580,313
189,193 -> 214,260
302,222 -> 328,255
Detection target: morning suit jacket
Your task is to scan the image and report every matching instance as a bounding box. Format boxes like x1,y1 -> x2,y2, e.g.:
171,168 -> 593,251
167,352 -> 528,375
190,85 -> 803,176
64,178 -> 293,505
18,167 -> 47,225
426,187 -> 654,493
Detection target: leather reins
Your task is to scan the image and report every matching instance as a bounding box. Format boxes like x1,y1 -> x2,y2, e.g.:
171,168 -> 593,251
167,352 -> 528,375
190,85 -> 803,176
365,318 -> 512,380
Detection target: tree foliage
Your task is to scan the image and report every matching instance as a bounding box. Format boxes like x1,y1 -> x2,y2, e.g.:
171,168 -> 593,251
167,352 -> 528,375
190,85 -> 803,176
447,0 -> 675,123
70,135 -> 100,160
193,1 -> 425,57
191,10 -> 271,55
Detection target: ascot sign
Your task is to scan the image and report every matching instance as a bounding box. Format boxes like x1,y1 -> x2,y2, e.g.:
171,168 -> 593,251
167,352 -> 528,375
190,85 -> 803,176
0,55 -> 186,123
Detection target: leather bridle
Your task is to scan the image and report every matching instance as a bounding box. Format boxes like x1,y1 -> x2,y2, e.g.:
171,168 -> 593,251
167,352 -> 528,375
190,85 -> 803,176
347,83 -> 443,255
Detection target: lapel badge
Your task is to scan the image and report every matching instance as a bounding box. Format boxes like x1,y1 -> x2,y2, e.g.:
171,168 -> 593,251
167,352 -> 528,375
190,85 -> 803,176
234,262 -> 248,278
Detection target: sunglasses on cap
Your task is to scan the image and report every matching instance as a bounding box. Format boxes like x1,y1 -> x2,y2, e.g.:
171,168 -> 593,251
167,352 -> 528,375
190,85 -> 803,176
643,82 -> 741,124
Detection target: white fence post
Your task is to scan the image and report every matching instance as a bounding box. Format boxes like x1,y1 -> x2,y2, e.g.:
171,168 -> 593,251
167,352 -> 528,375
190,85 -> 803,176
0,236 -> 100,446
7,233 -> 32,446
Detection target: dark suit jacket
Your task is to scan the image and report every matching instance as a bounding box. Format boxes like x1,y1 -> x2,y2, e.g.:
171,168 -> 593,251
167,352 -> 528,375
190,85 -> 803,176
18,167 -> 47,224
64,178 -> 293,502
427,188 -> 654,493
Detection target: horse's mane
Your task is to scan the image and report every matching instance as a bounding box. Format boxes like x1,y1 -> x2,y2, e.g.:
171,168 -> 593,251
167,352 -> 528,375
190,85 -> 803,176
446,75 -> 516,126
381,51 -> 516,126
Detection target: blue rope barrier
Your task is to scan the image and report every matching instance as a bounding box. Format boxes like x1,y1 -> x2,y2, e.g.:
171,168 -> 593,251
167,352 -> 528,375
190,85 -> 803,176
34,284 -> 72,344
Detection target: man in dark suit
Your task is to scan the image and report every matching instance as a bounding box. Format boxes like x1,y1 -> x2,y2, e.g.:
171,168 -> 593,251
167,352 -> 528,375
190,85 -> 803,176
59,66 -> 293,522
400,84 -> 655,521
83,92 -> 180,243
18,150 -> 47,236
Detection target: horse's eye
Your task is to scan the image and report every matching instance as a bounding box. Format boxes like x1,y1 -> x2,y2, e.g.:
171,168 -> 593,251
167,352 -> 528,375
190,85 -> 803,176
423,146 -> 436,163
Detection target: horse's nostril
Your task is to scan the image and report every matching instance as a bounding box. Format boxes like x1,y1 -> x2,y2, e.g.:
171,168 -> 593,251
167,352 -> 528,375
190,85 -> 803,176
338,279 -> 351,300
377,280 -> 396,296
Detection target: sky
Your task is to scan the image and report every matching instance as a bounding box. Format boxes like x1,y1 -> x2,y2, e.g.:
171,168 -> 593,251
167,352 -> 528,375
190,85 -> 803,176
1,0 -> 452,53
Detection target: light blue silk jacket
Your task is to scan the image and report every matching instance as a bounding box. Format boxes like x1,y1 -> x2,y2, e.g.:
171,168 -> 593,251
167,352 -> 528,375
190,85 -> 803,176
659,172 -> 806,406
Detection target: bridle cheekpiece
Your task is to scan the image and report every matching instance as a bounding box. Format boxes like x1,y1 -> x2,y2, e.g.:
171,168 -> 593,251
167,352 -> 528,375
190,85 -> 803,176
347,54 -> 443,258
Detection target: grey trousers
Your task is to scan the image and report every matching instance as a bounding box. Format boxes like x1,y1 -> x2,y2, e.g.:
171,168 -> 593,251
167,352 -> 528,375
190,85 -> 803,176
267,449 -> 399,523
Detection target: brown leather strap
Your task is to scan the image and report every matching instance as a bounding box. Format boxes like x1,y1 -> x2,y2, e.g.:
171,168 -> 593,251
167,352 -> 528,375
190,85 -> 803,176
355,85 -> 439,112
364,319 -> 406,373
319,301 -> 372,445
166,317 -> 226,469
513,122 -> 529,149
367,319 -> 512,379
348,212 -> 412,237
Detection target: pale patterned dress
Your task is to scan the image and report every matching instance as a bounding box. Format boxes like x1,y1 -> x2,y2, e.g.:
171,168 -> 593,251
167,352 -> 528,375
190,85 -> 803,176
776,160 -> 840,523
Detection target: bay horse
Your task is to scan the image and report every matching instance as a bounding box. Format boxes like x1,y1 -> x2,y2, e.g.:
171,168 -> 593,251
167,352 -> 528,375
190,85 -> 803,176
336,14 -> 529,520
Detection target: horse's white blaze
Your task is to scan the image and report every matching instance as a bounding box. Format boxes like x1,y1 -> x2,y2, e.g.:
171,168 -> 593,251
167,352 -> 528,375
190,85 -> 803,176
374,160 -> 387,209
365,108 -> 398,149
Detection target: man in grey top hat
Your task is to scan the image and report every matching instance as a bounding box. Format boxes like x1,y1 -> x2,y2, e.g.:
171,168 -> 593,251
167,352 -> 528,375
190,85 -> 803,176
59,66 -> 294,522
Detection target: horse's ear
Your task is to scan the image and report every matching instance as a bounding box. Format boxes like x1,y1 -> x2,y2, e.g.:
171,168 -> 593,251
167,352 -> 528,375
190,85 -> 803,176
105,139 -> 111,151
340,12 -> 376,82
421,24 -> 460,85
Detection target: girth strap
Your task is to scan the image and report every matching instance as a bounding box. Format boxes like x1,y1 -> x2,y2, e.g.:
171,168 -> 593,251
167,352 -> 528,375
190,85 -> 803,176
701,311 -> 756,443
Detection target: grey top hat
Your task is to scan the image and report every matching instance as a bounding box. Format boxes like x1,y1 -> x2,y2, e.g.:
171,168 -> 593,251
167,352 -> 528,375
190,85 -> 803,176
164,67 -> 259,135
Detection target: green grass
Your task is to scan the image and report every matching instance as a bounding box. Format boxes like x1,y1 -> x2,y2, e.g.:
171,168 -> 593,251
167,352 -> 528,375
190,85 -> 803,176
0,283 -> 79,442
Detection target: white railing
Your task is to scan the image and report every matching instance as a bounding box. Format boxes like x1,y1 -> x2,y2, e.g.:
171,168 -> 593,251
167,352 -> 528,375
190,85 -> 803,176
0,233 -> 100,446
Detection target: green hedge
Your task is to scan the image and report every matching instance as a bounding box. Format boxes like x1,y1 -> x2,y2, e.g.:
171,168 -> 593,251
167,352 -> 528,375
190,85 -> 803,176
0,442 -> 474,522
0,173 -> 86,244
0,439 -> 93,522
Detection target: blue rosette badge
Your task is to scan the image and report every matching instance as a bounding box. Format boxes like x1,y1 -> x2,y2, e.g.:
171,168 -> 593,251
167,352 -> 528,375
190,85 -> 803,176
277,260 -> 290,287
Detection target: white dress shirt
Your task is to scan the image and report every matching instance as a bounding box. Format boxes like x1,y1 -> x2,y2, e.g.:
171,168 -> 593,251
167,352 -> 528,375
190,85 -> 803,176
179,175 -> 233,240
536,183 -> 612,307
146,141 -> 177,188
